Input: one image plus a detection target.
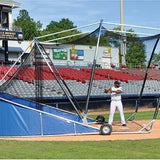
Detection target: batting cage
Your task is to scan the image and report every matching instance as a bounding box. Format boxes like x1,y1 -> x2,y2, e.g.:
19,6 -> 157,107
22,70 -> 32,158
0,20 -> 160,136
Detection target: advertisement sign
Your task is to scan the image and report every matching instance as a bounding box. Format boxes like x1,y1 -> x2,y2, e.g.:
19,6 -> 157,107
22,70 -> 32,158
0,30 -> 23,41
103,48 -> 111,57
53,49 -> 68,60
70,49 -> 84,60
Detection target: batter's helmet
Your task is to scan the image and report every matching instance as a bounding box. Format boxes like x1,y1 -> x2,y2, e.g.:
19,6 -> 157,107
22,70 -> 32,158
96,115 -> 105,124
114,80 -> 121,84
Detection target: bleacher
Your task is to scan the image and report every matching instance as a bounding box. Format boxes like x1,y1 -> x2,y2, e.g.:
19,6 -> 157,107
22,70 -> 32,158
120,69 -> 160,81
0,66 -> 160,99
0,66 -> 146,83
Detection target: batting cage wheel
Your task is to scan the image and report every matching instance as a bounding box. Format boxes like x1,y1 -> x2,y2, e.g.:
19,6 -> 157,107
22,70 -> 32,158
96,115 -> 105,124
100,123 -> 112,135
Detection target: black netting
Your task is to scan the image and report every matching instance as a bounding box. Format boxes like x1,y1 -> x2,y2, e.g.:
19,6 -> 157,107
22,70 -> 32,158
0,26 -> 160,132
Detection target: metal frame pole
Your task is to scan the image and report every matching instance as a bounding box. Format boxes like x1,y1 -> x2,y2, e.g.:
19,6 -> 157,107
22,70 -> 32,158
36,22 -> 99,39
83,20 -> 103,122
101,28 -> 153,36
103,21 -> 160,31
44,31 -> 92,43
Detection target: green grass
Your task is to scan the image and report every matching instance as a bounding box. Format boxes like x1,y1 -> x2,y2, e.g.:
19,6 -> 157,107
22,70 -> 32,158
0,139 -> 160,159
88,110 -> 160,121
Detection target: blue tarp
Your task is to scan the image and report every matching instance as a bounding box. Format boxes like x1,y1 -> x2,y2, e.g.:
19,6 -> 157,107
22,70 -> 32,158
0,93 -> 99,136
0,93 -> 94,123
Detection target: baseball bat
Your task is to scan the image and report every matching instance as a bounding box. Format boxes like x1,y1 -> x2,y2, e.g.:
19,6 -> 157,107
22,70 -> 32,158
107,73 -> 111,89
104,73 -> 111,93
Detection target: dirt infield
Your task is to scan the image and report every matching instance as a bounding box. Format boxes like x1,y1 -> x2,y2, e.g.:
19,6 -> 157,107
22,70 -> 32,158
0,119 -> 159,141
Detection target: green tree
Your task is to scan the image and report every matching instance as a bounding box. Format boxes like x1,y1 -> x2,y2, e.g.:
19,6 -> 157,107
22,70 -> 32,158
102,28 -> 146,67
74,27 -> 121,47
152,52 -> 160,64
46,18 -> 74,31
125,29 -> 146,68
40,18 -> 81,43
82,27 -> 146,68
13,9 -> 42,40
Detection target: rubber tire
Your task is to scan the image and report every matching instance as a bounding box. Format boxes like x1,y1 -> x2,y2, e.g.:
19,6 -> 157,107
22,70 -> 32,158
100,123 -> 112,135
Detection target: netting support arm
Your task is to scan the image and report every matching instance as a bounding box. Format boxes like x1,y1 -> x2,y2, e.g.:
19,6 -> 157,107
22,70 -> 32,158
83,19 -> 103,124
127,37 -> 160,121
33,38 -> 83,120
0,40 -> 34,85
137,38 -> 160,111
39,43 -> 83,113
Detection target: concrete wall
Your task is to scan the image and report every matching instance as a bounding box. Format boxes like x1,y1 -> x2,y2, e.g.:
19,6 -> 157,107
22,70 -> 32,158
0,41 -> 120,68
46,44 -> 119,68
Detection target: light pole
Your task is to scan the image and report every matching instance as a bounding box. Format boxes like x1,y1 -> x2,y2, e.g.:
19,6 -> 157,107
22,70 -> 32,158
120,0 -> 126,65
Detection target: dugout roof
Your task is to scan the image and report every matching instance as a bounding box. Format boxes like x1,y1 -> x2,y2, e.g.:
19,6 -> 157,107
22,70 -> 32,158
0,0 -> 21,8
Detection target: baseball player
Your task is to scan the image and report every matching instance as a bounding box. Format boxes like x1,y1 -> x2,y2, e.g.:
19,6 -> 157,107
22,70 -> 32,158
105,80 -> 126,126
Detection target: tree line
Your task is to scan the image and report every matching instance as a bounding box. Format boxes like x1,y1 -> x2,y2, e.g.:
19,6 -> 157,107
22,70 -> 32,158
13,9 -> 160,67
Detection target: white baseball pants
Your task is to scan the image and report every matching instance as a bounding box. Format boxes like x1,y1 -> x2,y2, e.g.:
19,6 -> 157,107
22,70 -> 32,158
108,100 -> 126,125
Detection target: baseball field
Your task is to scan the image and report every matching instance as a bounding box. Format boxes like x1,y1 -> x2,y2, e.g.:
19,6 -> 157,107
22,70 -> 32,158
0,110 -> 160,159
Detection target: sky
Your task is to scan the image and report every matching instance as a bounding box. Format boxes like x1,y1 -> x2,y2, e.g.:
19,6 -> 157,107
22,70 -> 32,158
12,0 -> 160,35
